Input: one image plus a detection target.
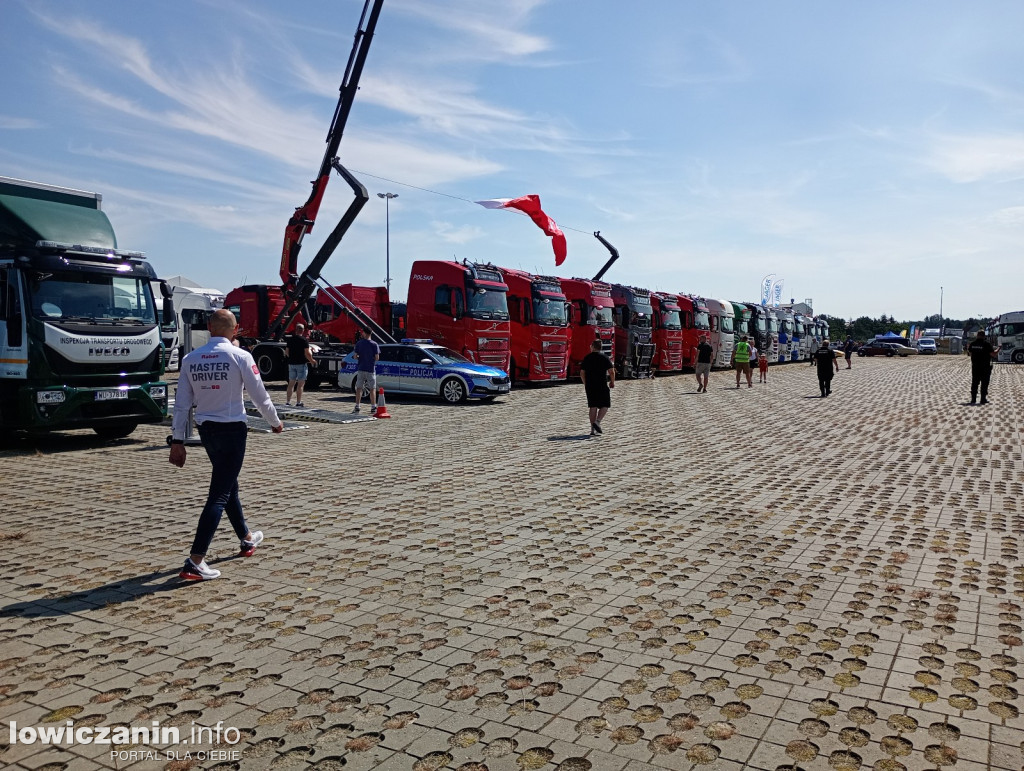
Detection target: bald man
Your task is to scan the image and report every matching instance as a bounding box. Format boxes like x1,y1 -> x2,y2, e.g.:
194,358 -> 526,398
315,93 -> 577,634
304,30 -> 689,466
170,309 -> 282,580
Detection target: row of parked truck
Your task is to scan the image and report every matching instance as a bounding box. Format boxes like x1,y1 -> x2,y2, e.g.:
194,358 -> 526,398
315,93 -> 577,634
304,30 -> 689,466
0,3 -> 831,435
227,257 -> 833,388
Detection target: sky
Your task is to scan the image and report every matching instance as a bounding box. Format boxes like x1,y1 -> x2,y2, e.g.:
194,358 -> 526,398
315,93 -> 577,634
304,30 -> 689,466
3,0 -> 1024,322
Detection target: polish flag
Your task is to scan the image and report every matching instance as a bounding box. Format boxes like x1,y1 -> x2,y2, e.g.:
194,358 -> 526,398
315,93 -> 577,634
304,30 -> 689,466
475,195 -> 567,266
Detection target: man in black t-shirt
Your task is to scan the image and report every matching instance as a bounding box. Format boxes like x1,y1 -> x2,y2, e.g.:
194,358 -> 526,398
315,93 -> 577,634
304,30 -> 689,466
966,330 -> 998,405
285,323 -> 315,407
580,339 -> 615,436
693,334 -> 714,393
815,340 -> 839,397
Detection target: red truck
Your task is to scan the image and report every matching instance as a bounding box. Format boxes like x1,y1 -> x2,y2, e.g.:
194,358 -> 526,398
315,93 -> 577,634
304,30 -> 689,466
650,292 -> 684,372
405,260 -> 511,371
310,284 -> 392,344
561,277 -> 615,377
499,268 -> 570,383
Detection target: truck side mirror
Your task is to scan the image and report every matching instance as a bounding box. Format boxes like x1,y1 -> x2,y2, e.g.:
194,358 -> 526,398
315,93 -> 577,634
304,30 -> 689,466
162,297 -> 175,328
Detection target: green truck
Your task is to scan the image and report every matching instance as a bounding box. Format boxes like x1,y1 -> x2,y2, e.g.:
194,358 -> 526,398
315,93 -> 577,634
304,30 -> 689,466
0,176 -> 171,437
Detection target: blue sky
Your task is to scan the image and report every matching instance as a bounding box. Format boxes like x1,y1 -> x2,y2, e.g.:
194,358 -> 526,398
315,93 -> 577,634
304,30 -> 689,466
3,0 -> 1023,322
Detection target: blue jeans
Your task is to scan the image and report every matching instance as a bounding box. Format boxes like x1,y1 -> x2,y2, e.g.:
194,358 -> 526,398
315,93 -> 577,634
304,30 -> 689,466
191,421 -> 249,556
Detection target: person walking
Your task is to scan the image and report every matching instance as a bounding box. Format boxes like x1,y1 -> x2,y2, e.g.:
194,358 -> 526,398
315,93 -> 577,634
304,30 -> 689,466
732,334 -> 753,388
285,323 -> 315,407
694,334 -> 714,393
352,327 -> 380,414
843,336 -> 855,369
758,346 -> 770,383
580,339 -> 615,435
966,330 -> 998,404
170,309 -> 283,581
815,339 -> 839,397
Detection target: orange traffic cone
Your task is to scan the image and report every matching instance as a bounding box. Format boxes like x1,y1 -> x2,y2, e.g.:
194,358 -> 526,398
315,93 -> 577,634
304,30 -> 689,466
373,387 -> 391,418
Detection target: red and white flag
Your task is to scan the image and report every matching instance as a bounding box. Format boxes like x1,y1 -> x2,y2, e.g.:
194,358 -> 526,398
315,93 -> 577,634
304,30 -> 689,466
475,195 -> 567,266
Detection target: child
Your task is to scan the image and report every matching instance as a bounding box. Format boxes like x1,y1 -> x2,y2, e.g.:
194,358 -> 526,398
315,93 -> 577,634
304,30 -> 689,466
758,346 -> 769,383
749,346 -> 759,386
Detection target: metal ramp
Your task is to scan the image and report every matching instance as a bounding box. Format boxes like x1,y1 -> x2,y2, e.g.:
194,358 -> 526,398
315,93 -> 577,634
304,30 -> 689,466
247,402 -> 376,425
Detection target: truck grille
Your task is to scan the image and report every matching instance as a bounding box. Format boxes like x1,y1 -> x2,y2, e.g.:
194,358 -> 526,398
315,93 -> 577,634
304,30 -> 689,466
43,347 -> 162,383
542,353 -> 567,373
480,353 -> 508,368
662,351 -> 682,370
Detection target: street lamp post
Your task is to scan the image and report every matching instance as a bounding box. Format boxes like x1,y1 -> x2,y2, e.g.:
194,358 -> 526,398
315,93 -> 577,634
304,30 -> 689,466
376,192 -> 398,293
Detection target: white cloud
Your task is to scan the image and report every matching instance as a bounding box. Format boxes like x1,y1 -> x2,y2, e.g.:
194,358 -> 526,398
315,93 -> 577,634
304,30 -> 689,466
388,0 -> 552,60
0,115 -> 40,130
431,221 -> 484,244
989,206 -> 1024,226
925,133 -> 1024,183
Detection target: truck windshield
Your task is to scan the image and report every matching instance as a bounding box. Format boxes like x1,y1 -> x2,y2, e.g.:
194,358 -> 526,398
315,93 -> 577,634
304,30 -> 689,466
427,347 -> 471,364
588,305 -> 614,326
780,320 -> 792,334
28,271 -> 157,324
694,311 -> 710,330
768,318 -> 778,333
720,316 -> 735,334
756,317 -> 767,333
659,310 -> 681,330
735,319 -> 749,335
466,287 -> 509,320
631,308 -> 653,329
532,296 -> 567,326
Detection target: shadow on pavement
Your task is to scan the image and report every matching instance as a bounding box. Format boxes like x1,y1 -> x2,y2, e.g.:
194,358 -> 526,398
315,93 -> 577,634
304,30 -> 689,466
0,568 -> 201,619
547,434 -> 593,441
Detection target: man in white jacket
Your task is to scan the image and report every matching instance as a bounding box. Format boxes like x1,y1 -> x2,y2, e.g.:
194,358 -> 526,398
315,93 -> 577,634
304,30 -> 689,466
170,309 -> 283,580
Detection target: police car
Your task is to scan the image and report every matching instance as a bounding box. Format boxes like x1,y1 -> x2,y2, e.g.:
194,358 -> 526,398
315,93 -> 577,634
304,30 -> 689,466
337,340 -> 510,403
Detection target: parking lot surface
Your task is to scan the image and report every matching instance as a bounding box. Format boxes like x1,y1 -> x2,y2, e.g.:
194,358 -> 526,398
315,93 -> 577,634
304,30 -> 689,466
1,357 -> 1022,770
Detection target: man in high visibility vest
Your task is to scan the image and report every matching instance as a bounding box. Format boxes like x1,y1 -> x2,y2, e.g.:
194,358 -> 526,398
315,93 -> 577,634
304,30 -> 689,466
732,334 -> 753,388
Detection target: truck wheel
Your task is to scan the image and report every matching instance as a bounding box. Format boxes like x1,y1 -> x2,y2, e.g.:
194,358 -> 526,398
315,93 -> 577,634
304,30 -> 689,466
94,422 -> 137,439
255,347 -> 285,380
1012,350 -> 1024,364
440,377 -> 467,403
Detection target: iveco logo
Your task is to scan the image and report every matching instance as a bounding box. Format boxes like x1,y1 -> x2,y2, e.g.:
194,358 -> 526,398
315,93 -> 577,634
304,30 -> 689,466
89,347 -> 132,356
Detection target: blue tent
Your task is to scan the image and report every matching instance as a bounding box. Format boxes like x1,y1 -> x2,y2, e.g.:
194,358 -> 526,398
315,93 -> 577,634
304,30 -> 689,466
876,331 -> 904,340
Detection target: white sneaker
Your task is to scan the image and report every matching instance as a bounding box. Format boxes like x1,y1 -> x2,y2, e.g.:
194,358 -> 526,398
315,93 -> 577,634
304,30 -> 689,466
180,558 -> 220,581
295,401 -> 304,408
240,530 -> 264,557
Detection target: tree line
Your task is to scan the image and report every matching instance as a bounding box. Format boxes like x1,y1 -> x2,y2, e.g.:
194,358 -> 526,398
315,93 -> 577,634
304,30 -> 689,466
826,314 -> 991,342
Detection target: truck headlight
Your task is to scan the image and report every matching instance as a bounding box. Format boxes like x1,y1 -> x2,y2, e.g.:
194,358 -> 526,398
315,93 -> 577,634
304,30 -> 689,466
150,386 -> 167,398
37,391 -> 66,404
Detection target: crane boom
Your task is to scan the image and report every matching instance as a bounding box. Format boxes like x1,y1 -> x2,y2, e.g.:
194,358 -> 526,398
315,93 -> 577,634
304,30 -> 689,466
592,231 -> 620,282
278,0 -> 384,291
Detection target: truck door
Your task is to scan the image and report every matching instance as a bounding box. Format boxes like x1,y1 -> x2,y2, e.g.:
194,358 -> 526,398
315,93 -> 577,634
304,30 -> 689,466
0,268 -> 28,379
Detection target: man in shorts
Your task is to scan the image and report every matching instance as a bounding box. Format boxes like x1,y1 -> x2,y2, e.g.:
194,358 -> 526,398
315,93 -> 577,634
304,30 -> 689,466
694,334 -> 714,393
843,336 -> 855,369
352,327 -> 380,414
285,323 -> 314,407
732,334 -> 753,388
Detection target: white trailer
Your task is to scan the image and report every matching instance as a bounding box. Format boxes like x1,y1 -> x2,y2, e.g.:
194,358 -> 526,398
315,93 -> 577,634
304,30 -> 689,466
988,311 -> 1024,364
154,277 -> 225,370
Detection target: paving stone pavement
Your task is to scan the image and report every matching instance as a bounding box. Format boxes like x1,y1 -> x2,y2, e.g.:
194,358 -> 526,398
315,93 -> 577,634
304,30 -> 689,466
1,356 -> 1022,771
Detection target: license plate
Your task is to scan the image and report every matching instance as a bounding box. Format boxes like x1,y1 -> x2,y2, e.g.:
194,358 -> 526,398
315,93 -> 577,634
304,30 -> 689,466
95,390 -> 129,401
498,385 -> 510,392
